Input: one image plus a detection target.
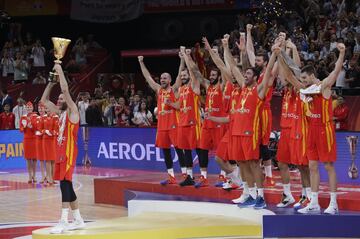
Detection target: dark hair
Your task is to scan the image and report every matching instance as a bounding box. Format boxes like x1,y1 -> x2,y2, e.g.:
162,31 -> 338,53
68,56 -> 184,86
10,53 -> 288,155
2,88 -> 7,94
246,67 -> 260,81
209,67 -> 221,77
256,52 -> 269,64
301,65 -> 317,76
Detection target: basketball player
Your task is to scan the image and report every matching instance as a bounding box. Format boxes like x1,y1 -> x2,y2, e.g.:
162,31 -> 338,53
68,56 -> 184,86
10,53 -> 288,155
174,47 -> 202,186
41,63 -> 85,233
181,45 -> 226,188
202,36 -> 242,189
246,24 -> 277,186
138,54 -> 186,185
280,43 -> 345,214
224,37 -> 280,208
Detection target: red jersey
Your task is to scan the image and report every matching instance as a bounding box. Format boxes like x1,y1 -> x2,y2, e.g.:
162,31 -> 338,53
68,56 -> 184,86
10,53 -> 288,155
157,88 -> 178,131
0,112 -> 15,129
290,93 -> 308,155
306,95 -> 333,126
257,72 -> 273,109
232,85 -> 263,143
178,85 -> 201,127
280,88 -> 294,129
223,81 -> 233,113
229,84 -> 242,122
203,84 -> 224,128
56,112 -> 79,172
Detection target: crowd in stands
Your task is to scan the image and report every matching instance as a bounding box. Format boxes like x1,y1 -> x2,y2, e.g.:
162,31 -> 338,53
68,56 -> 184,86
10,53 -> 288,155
0,0 -> 358,130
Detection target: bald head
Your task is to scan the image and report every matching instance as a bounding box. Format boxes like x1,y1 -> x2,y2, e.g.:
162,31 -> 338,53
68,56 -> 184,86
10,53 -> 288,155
160,72 -> 171,89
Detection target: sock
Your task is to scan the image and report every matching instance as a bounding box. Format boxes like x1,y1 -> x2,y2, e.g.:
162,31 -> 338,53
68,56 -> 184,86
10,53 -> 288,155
257,188 -> 264,198
236,166 -> 243,181
181,167 -> 187,174
72,209 -> 82,221
61,208 -> 69,222
249,187 -> 257,199
167,168 -> 175,177
187,169 -> 193,178
305,187 -> 312,200
227,170 -> 242,185
283,183 -> 291,196
330,192 -> 337,205
310,192 -> 319,205
265,165 -> 272,177
220,170 -> 226,176
200,170 -> 207,178
243,182 -> 249,195
301,188 -> 306,197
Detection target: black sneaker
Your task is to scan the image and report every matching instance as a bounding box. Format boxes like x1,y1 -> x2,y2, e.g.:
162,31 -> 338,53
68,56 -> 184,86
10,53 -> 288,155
179,175 -> 195,186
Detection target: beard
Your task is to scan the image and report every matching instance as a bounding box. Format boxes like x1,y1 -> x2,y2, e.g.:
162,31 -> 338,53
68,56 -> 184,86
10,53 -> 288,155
210,78 -> 219,85
59,102 -> 67,111
161,82 -> 170,89
254,65 -> 263,74
181,78 -> 190,85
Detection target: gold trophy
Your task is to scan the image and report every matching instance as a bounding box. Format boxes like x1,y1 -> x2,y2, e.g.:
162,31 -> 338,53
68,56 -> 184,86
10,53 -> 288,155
48,37 -> 71,82
346,136 -> 359,179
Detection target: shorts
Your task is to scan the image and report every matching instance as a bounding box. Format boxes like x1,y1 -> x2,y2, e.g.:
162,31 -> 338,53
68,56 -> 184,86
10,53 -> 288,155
216,130 -> 229,161
177,125 -> 199,150
229,135 -> 260,161
155,128 -> 178,148
54,162 -> 75,181
290,138 -> 308,166
260,107 -> 272,145
306,123 -> 336,162
199,126 -> 225,150
277,128 -> 291,164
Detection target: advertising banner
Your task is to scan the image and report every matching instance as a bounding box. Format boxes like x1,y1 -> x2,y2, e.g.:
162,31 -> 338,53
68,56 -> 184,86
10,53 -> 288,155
1,128 -> 359,185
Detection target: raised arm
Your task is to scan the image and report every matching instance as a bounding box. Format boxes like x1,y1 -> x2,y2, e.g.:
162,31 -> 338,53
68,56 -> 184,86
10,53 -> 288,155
181,47 -> 201,95
53,63 -> 79,123
321,43 -> 345,91
277,54 -> 305,90
40,82 -> 60,115
286,39 -> 301,67
172,51 -> 185,94
202,37 -> 232,86
258,45 -> 279,99
246,24 -> 256,67
138,56 -> 161,92
223,35 -> 245,86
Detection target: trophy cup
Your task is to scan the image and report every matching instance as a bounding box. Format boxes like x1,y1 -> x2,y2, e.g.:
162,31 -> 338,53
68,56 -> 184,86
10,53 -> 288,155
346,136 -> 359,179
48,37 -> 71,82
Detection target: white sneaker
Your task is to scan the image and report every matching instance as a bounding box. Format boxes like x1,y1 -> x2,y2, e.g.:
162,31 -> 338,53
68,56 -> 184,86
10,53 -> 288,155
50,220 -> 69,234
222,180 -> 240,191
232,193 -> 249,204
324,203 -> 339,215
67,219 -> 86,231
297,203 -> 321,214
276,193 -> 295,208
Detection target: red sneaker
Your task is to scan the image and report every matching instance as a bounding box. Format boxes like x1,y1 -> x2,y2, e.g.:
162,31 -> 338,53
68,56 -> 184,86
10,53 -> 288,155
214,174 -> 227,187
194,175 -> 209,188
160,174 -> 177,186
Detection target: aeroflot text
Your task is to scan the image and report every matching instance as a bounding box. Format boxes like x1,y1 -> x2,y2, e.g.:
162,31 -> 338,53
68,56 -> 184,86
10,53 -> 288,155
97,142 -> 178,161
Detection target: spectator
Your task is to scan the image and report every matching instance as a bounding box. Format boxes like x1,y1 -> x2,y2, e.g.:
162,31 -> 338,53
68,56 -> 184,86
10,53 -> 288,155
345,56 -> 360,87
131,94 -> 141,113
0,103 -> 15,129
0,88 -> 13,112
85,98 -> 103,126
333,96 -> 349,130
31,39 -> 46,69
85,34 -> 102,49
1,51 -> 15,77
131,101 -> 153,127
32,71 -> 47,85
77,92 -> 90,126
116,96 -> 130,127
103,95 -> 118,126
14,52 -> 28,83
64,54 -> 80,73
12,97 -> 26,129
